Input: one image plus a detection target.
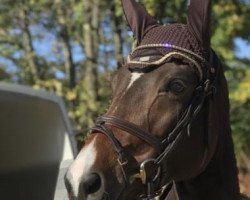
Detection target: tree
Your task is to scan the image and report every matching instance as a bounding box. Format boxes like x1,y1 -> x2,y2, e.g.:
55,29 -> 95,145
0,0 -> 249,167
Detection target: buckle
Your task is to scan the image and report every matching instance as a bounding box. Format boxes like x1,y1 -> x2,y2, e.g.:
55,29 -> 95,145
117,157 -> 128,166
140,159 -> 161,184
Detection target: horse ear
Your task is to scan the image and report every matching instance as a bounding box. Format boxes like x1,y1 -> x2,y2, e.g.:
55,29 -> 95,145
187,0 -> 212,51
122,0 -> 158,45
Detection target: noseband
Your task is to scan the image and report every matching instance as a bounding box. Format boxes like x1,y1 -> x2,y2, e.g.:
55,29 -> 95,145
90,47 -> 217,199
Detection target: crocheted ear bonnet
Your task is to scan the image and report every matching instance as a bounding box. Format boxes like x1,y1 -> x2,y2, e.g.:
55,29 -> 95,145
122,0 -> 212,81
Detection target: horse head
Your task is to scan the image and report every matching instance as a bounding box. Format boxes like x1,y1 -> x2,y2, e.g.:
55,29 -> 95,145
65,0 -> 241,199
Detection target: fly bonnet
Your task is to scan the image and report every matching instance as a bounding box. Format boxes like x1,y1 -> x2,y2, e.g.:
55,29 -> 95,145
123,0 -> 214,82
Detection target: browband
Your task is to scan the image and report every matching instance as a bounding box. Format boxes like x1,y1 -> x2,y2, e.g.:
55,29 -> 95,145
127,43 -> 208,82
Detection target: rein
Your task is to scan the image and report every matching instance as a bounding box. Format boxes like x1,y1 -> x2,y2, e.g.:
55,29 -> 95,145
90,47 -> 217,200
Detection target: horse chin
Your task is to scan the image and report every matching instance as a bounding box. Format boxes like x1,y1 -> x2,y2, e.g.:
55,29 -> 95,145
117,192 -> 141,200
116,184 -> 145,200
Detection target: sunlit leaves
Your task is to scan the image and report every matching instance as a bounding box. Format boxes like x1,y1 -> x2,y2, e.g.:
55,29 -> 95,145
0,0 -> 249,162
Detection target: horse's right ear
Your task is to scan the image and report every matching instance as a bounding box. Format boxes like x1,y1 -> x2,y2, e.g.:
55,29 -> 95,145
187,0 -> 212,51
122,0 -> 158,45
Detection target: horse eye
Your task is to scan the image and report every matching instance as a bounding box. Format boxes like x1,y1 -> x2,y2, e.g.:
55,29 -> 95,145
159,80 -> 186,94
169,80 -> 186,94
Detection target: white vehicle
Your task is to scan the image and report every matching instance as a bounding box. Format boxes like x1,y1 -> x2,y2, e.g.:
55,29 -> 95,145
0,83 -> 77,200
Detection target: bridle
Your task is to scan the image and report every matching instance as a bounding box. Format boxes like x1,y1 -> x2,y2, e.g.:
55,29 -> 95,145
90,45 -> 217,200
91,48 -> 216,199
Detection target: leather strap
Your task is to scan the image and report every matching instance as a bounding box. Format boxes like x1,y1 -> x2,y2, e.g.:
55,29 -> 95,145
89,50 -> 217,200
95,116 -> 163,153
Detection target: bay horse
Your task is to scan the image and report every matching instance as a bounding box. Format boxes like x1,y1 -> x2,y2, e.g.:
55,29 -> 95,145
65,0 -> 248,199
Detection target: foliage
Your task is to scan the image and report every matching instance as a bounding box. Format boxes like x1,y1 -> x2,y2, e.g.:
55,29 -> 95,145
0,0 -> 249,167
211,0 -> 250,169
228,67 -> 250,168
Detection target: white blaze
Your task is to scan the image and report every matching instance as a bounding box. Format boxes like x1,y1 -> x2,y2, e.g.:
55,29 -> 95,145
127,72 -> 143,90
66,137 -> 97,197
66,73 -> 143,197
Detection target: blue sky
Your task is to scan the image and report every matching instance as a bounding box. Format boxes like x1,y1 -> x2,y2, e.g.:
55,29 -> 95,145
235,38 -> 250,59
29,34 -> 250,63
24,25 -> 250,62
25,36 -> 250,67
0,32 -> 249,76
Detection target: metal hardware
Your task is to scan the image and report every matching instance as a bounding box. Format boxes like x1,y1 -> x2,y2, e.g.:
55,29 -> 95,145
140,159 -> 160,184
117,157 -> 128,166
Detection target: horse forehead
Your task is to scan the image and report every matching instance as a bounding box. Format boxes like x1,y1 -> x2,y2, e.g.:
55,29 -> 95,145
66,137 -> 97,196
127,72 -> 144,89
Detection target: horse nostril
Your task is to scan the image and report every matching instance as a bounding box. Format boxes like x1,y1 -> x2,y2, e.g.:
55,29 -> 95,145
82,173 -> 102,195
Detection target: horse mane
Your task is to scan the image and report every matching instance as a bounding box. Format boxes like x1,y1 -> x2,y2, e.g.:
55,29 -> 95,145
213,53 -> 240,199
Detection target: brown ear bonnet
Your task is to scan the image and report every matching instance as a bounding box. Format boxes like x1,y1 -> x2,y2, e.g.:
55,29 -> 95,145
122,0 -> 212,82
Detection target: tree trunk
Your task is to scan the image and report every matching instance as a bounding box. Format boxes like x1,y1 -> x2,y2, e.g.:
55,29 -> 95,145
61,26 -> 76,89
21,6 -> 39,83
110,3 -> 124,68
83,0 -> 100,101
55,0 -> 76,89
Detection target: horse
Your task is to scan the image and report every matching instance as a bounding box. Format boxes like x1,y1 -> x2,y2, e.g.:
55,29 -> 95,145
64,0 -> 248,199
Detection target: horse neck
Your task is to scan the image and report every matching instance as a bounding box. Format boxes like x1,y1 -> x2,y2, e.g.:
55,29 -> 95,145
171,69 -> 241,200
173,129 -> 240,200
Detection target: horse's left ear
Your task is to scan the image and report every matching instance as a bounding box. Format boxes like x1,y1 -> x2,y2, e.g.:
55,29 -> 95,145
121,0 -> 158,46
187,0 -> 212,51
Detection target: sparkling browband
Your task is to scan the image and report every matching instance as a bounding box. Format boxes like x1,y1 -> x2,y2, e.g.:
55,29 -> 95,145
127,43 -> 208,82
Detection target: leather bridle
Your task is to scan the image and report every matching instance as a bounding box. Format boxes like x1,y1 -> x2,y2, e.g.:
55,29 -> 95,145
90,47 -> 217,200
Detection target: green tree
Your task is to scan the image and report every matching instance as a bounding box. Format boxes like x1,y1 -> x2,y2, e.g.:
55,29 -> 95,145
0,0 -> 249,164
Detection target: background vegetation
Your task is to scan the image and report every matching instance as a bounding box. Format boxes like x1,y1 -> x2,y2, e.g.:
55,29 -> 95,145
0,0 -> 250,192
